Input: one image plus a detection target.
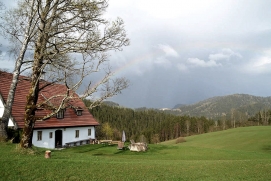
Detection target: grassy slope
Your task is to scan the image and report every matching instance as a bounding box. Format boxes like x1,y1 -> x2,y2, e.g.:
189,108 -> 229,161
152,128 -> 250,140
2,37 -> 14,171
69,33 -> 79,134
1,126 -> 271,181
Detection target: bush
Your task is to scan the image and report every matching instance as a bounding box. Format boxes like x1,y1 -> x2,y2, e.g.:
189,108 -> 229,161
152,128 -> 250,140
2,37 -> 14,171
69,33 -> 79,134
175,137 -> 186,144
7,128 -> 22,143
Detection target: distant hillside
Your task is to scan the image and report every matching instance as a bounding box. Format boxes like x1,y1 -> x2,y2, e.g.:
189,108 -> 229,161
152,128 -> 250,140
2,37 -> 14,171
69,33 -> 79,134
173,104 -> 186,109
100,94 -> 271,120
102,101 -> 120,107
173,94 -> 271,120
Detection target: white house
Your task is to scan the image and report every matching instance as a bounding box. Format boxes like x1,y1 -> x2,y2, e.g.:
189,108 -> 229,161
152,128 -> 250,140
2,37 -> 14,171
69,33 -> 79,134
0,71 -> 99,149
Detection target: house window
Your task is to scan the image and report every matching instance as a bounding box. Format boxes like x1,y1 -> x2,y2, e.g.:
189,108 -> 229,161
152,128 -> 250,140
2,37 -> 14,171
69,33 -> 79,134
56,109 -> 64,119
76,110 -> 82,116
88,129 -> 91,136
75,130 -> 79,138
37,131 -> 42,141
49,132 -> 53,138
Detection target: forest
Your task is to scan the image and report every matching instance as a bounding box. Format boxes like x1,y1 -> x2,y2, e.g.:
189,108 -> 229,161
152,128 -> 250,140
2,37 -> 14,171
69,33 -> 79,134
84,100 -> 270,143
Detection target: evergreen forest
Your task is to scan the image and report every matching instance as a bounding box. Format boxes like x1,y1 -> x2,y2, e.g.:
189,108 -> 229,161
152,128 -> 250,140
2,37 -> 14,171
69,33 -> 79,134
84,99 -> 271,143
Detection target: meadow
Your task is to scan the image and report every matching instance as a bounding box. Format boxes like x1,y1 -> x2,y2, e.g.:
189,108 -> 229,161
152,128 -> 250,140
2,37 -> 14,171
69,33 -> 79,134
1,126 -> 271,181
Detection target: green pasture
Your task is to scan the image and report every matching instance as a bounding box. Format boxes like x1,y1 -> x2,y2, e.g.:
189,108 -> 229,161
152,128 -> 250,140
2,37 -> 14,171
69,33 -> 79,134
1,126 -> 271,180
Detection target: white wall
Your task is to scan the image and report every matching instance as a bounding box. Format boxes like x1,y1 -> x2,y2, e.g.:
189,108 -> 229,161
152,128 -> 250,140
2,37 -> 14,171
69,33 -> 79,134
62,126 -> 95,144
0,99 -> 4,116
32,126 -> 96,149
0,98 -> 14,126
33,128 -> 55,148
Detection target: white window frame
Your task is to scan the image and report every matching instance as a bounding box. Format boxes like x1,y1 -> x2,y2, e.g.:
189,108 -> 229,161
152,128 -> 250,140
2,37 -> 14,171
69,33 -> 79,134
56,109 -> 64,119
75,130 -> 79,138
37,131 -> 42,141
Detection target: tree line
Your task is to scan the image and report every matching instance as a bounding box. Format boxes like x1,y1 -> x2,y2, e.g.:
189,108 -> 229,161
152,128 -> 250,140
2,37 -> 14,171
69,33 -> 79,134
85,100 -> 213,143
85,100 -> 271,143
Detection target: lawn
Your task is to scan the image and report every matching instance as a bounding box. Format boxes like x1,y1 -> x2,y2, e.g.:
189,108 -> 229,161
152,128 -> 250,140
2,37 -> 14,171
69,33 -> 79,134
1,126 -> 271,180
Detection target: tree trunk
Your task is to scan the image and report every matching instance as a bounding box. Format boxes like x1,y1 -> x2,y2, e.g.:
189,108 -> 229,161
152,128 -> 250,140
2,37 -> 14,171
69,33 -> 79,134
0,35 -> 30,140
186,120 -> 190,136
20,8 -> 48,149
20,86 -> 38,148
0,121 -> 8,141
20,0 -> 55,148
20,51 -> 43,148
20,46 -> 43,148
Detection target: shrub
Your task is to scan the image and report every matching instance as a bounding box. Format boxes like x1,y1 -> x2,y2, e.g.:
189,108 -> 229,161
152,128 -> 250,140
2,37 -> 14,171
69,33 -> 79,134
175,137 -> 186,144
7,128 -> 22,143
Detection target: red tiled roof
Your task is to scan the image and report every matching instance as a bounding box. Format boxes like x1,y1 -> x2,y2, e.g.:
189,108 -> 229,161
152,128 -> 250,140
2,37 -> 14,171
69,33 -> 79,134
0,71 -> 99,129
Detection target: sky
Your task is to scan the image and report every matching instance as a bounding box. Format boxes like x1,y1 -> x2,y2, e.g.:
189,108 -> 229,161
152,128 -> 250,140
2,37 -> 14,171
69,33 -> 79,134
1,0 -> 271,109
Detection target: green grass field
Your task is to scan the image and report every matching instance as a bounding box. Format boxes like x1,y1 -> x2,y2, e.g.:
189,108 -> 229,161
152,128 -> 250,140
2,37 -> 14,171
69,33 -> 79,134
1,126 -> 271,180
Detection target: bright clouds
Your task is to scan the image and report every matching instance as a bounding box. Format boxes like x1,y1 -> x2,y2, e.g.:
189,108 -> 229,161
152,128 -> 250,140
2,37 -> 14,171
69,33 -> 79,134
187,58 -> 221,67
175,49 -> 242,71
244,49 -> 271,74
143,44 -> 180,69
255,57 -> 271,67
157,44 -> 179,57
209,48 -> 242,62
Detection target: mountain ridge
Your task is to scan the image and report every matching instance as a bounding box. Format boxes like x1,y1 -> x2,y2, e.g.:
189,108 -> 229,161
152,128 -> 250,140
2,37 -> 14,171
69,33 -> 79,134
103,94 -> 271,120
172,93 -> 271,120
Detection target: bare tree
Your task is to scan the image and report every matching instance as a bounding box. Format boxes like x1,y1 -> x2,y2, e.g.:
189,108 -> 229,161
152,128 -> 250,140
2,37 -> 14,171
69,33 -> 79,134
20,0 -> 129,148
185,120 -> 190,136
231,108 -> 236,128
0,0 -> 39,140
222,115 -> 226,130
214,120 -> 218,131
259,110 -> 264,125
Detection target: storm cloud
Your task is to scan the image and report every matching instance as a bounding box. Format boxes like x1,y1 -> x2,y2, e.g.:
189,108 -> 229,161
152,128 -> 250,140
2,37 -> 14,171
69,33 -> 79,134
1,0 -> 271,108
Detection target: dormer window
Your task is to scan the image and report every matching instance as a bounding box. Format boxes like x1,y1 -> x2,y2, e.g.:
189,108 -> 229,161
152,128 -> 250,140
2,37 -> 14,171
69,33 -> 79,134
76,108 -> 83,116
56,109 -> 64,119
69,103 -> 84,116
74,107 -> 83,116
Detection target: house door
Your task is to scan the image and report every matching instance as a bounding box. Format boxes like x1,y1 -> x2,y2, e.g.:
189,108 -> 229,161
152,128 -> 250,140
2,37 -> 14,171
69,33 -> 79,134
55,130 -> 62,148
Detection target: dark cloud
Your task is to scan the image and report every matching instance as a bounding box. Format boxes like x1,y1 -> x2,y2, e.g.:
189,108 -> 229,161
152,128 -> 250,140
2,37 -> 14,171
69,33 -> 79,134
2,0 -> 271,108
